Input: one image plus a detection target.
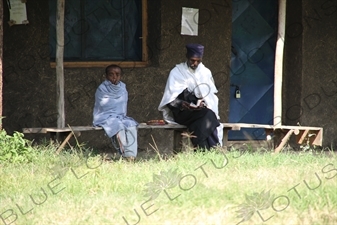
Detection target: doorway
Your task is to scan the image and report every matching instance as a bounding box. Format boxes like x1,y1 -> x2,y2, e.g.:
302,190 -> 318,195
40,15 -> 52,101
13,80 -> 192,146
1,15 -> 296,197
228,0 -> 278,140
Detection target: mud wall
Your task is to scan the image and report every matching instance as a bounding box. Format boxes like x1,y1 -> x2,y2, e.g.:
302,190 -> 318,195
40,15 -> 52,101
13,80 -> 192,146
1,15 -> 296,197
283,0 -> 337,148
2,0 -> 232,153
3,0 -> 336,151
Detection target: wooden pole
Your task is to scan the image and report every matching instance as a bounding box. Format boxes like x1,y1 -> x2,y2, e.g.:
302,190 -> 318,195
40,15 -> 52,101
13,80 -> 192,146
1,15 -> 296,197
56,0 -> 65,128
141,0 -> 148,62
0,0 -> 3,129
274,0 -> 287,126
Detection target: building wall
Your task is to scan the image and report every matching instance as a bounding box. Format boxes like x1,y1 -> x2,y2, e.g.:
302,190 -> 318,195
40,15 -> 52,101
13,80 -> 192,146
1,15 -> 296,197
3,0 -> 336,150
283,0 -> 302,126
283,0 -> 337,148
2,0 -> 231,153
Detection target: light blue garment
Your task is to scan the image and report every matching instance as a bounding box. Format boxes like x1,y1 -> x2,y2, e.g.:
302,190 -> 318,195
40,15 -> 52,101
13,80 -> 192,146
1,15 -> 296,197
111,126 -> 138,158
93,80 -> 138,138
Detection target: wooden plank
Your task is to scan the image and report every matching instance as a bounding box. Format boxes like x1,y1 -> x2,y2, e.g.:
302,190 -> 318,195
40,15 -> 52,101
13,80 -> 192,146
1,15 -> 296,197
23,127 -> 49,133
312,129 -> 323,146
275,125 -> 322,131
221,123 -> 322,131
138,123 -> 186,129
231,125 -> 241,130
46,126 -> 102,132
274,0 -> 287,126
222,123 -> 274,129
23,124 -> 187,133
0,0 -> 3,129
56,0 -> 65,128
23,126 -> 102,133
274,129 -> 294,153
296,129 -> 323,146
296,129 -> 310,144
23,124 -> 323,133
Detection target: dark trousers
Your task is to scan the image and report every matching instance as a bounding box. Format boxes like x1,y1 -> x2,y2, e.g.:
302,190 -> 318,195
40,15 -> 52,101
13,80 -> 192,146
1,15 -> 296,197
171,107 -> 220,150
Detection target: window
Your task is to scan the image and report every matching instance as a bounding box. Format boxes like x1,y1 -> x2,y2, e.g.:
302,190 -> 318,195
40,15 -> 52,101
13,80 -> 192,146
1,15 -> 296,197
49,0 -> 148,68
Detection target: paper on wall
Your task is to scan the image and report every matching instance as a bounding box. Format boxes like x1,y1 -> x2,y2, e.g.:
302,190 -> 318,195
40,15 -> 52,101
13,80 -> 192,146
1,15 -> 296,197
7,0 -> 29,26
181,7 -> 199,36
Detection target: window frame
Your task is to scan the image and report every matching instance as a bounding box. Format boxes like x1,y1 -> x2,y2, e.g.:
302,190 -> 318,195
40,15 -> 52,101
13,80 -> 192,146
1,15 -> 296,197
50,0 -> 148,68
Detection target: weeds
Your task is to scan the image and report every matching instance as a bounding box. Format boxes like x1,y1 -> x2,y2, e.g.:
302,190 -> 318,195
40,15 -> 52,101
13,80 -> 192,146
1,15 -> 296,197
0,119 -> 36,163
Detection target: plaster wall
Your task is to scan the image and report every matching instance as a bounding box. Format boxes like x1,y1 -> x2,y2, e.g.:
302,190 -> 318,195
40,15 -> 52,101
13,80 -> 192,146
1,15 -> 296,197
2,0 -> 231,153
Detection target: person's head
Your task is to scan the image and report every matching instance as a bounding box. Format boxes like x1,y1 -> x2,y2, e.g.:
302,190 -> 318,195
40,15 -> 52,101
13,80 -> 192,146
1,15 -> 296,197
185,43 -> 204,70
105,64 -> 123,85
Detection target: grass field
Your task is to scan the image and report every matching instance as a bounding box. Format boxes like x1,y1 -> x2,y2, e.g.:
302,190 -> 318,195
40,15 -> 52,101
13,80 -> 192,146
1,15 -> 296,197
0,143 -> 336,225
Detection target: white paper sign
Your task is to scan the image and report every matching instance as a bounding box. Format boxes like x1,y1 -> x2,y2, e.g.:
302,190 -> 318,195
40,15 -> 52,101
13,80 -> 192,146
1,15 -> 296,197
181,7 -> 199,36
8,0 -> 29,26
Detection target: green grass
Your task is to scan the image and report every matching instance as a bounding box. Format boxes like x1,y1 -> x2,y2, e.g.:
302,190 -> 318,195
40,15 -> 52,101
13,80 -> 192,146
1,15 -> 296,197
0,144 -> 336,225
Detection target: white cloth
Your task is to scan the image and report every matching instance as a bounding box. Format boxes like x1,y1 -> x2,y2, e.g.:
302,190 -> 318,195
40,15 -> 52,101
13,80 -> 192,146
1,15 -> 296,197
158,62 -> 219,120
158,62 -> 223,145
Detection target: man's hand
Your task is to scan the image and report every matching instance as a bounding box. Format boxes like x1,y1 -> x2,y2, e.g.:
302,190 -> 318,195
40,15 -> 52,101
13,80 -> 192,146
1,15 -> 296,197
192,101 -> 206,110
181,101 -> 192,110
198,101 -> 206,108
181,101 -> 206,111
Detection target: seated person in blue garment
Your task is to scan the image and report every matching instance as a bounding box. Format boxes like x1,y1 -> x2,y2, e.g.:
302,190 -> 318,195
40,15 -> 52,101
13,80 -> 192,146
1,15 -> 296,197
93,64 -> 138,160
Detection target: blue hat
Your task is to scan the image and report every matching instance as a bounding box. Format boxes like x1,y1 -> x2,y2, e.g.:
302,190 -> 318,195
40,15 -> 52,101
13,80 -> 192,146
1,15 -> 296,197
186,43 -> 204,58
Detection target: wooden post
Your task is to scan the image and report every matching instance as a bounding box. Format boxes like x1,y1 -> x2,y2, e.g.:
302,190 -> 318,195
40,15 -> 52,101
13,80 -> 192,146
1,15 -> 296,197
56,0 -> 65,128
274,0 -> 287,126
0,0 -> 3,129
141,0 -> 148,62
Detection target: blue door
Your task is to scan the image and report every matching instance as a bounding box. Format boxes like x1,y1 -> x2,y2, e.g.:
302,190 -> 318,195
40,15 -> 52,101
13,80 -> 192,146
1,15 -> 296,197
228,0 -> 278,140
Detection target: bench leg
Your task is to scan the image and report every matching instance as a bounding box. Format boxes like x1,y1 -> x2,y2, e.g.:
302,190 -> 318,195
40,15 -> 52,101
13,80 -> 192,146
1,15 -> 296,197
222,129 -> 229,150
49,132 -> 57,142
274,129 -> 294,153
173,130 -> 183,153
49,132 -> 68,143
56,132 -> 74,154
265,129 -> 274,150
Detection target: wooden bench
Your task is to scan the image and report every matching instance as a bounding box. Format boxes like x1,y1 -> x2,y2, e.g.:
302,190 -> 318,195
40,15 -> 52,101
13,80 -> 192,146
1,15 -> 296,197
22,124 -> 187,154
222,123 -> 323,153
22,123 -> 323,154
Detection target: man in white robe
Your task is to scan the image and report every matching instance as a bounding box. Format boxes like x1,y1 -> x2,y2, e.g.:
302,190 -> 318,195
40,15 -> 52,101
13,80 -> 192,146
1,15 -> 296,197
158,44 -> 223,149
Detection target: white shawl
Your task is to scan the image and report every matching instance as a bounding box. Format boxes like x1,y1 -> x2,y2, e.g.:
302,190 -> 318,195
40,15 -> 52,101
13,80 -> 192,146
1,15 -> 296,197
158,62 -> 220,123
